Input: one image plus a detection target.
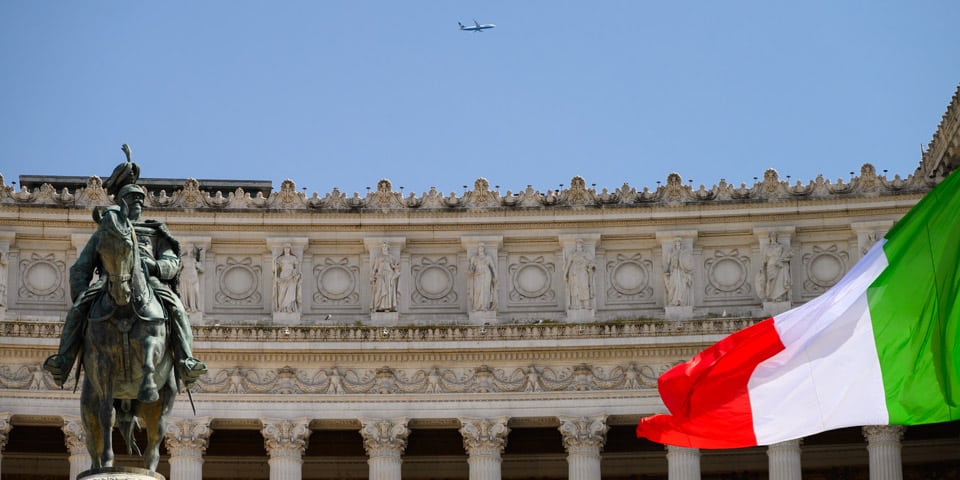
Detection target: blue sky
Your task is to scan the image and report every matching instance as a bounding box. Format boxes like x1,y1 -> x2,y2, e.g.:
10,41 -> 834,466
1,1 -> 958,196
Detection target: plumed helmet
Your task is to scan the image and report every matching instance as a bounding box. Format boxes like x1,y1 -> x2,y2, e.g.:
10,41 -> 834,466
117,184 -> 146,201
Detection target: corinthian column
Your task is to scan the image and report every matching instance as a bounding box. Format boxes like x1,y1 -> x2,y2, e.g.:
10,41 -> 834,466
666,445 -> 700,480
164,417 -> 213,480
359,418 -> 410,480
767,439 -> 801,480
459,417 -> 510,480
61,415 -> 91,480
261,418 -> 311,480
558,415 -> 609,480
0,412 -> 12,480
863,425 -> 905,480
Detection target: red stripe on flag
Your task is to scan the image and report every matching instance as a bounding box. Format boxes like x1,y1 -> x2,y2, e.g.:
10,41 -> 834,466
636,318 -> 786,449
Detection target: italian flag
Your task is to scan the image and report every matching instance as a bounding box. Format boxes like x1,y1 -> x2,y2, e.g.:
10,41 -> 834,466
636,170 -> 960,449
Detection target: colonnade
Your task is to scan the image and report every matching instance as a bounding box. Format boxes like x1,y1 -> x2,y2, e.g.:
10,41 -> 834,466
0,413 -> 910,480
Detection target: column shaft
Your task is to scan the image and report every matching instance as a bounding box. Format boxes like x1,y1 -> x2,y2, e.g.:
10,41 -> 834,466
666,445 -> 700,480
767,439 -> 801,480
864,426 -> 905,480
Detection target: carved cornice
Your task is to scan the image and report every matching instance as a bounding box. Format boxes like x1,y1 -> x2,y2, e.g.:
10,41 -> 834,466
923,84 -> 960,177
0,165 -> 937,212
0,319 -> 759,343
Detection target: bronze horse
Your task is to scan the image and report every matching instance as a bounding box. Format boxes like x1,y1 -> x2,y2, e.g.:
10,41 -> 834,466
81,208 -> 175,472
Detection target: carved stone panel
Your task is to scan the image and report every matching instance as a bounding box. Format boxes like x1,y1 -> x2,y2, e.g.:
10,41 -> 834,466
507,255 -> 557,306
409,256 -> 458,309
313,257 -> 361,309
802,244 -> 850,299
17,252 -> 66,304
215,257 -> 263,307
603,252 -> 655,306
703,249 -> 753,301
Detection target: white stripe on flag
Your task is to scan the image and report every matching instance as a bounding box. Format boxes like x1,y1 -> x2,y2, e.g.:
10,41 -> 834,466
749,241 -> 891,444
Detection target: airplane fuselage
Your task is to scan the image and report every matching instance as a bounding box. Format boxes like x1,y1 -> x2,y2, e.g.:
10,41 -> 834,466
459,21 -> 495,32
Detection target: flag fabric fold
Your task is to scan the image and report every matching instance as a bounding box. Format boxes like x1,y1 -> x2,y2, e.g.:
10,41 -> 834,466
636,171 -> 960,449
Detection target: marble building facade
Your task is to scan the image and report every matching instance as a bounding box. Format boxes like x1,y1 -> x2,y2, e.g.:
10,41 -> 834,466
0,87 -> 958,479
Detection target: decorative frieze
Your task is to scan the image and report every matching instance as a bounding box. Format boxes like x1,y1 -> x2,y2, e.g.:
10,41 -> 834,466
191,362 -> 662,395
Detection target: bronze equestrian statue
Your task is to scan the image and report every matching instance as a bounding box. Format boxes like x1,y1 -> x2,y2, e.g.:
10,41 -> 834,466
43,151 -> 206,472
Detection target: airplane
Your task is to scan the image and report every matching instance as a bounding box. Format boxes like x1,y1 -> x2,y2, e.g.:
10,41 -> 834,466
459,19 -> 496,32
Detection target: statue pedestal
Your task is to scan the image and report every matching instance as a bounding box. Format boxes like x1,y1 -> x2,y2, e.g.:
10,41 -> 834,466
79,467 -> 165,480
665,306 -> 694,321
468,310 -> 497,324
272,311 -> 301,325
762,301 -> 792,316
566,309 -> 595,322
371,311 -> 399,323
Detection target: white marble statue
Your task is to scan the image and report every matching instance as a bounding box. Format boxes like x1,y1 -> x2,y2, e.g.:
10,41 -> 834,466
273,245 -> 302,313
468,244 -> 497,312
663,238 -> 693,306
178,247 -> 203,313
756,232 -> 793,302
564,239 -> 595,310
371,243 -> 400,312
0,251 -> 7,307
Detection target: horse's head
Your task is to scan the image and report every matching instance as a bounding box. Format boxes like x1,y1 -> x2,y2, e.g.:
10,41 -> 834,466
96,210 -> 137,306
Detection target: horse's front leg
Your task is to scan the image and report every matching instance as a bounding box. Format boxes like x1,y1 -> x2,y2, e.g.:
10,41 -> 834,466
81,379 -> 115,469
137,384 -> 174,472
137,324 -> 163,403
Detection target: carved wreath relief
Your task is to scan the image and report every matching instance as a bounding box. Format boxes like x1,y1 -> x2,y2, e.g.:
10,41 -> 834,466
18,253 -> 66,303
313,257 -> 360,306
216,257 -> 262,306
703,249 -> 752,298
508,256 -> 556,304
410,257 -> 458,306
802,244 -> 849,297
605,253 -> 655,304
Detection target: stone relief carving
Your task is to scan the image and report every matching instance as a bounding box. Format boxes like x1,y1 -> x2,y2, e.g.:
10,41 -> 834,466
191,362 -> 660,395
261,418 -> 311,456
215,257 -> 262,306
359,418 -> 410,457
273,245 -> 301,313
508,256 -> 556,303
756,233 -> 793,302
164,417 -> 213,456
313,258 -> 360,306
802,245 -> 849,296
462,178 -> 501,209
11,165 -> 931,211
564,239 -> 596,310
703,249 -> 752,297
558,415 -> 609,450
411,257 -> 458,305
18,253 -> 66,302
605,253 -> 655,304
371,243 -> 400,312
663,239 -> 693,307
459,417 -> 510,454
0,364 -> 53,390
468,244 -> 498,312
0,250 -> 7,307
178,245 -> 204,313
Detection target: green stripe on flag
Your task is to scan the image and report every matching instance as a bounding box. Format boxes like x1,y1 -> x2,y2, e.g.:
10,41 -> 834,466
868,171 -> 960,424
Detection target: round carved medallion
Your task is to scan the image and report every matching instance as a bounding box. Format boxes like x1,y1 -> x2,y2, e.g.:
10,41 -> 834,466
808,253 -> 844,288
220,264 -> 259,300
610,261 -> 648,295
514,264 -> 550,298
417,265 -> 453,300
318,265 -> 355,300
24,261 -> 61,296
709,257 -> 745,291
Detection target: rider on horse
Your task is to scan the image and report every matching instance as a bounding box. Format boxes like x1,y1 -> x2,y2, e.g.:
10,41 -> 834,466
43,182 -> 206,397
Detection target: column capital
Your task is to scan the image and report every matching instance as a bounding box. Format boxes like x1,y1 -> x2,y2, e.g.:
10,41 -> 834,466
61,415 -> 86,455
558,415 -> 608,452
261,418 -> 311,458
863,425 -> 905,444
458,417 -> 510,455
164,416 -> 213,457
359,417 -> 410,458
